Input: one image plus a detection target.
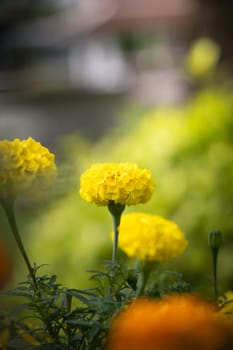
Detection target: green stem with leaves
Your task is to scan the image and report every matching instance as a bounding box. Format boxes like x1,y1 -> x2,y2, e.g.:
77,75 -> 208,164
0,198 -> 38,291
108,201 -> 125,262
1,198 -> 63,342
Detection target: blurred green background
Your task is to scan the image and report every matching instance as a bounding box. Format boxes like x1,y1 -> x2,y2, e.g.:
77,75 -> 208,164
2,85 -> 233,297
0,0 -> 233,298
26,87 -> 233,294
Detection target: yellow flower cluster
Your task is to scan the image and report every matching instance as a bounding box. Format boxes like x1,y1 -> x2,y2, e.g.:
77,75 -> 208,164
0,137 -> 56,198
106,295 -> 233,350
80,162 -> 155,206
118,212 -> 187,261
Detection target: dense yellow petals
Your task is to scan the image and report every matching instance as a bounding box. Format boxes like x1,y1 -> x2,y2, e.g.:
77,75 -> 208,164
106,296 -> 233,350
80,163 -> 155,206
118,212 -> 187,262
0,137 -> 56,198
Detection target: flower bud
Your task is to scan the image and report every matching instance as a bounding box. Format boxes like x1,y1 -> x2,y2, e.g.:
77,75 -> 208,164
208,230 -> 222,250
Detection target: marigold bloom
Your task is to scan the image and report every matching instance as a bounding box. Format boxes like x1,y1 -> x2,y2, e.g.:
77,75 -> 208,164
118,212 -> 187,261
0,137 -> 56,198
106,296 -> 233,350
80,163 -> 155,206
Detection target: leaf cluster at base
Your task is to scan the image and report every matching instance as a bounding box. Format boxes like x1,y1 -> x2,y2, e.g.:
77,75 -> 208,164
0,262 -> 191,350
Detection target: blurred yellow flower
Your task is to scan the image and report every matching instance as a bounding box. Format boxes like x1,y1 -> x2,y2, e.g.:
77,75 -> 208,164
80,162 -> 155,206
118,212 -> 187,262
218,291 -> 233,320
186,37 -> 220,78
106,295 -> 233,350
0,137 -> 56,198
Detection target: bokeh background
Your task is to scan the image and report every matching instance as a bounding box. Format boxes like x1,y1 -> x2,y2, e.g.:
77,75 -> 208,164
0,0 -> 233,298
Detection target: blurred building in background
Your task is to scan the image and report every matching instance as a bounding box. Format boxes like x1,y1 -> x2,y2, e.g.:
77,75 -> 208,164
0,0 -> 231,146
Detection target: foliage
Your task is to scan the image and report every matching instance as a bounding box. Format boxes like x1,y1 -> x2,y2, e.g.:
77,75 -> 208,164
0,262 -> 192,349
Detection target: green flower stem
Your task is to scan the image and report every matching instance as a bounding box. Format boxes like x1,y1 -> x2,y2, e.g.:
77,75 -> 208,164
0,198 -> 38,291
211,248 -> 218,304
208,230 -> 222,305
108,201 -> 125,262
137,261 -> 155,296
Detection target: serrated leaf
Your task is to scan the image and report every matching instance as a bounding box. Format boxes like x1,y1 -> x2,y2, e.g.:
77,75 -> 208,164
49,275 -> 57,284
7,291 -> 32,298
66,319 -> 98,327
86,270 -> 109,277
67,288 -> 97,297
14,286 -> 30,291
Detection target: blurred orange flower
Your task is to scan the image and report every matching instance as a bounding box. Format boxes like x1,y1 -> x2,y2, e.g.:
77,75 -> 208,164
0,239 -> 12,289
106,295 -> 233,350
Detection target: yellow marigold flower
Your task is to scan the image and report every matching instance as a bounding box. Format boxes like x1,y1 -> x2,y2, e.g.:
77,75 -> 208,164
0,137 -> 56,198
80,162 -> 155,206
106,295 -> 233,350
118,212 -> 187,261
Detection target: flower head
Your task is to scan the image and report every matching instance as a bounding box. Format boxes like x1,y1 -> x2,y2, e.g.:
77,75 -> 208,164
80,163 -> 155,206
117,212 -> 187,262
106,295 -> 233,350
0,137 -> 56,198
